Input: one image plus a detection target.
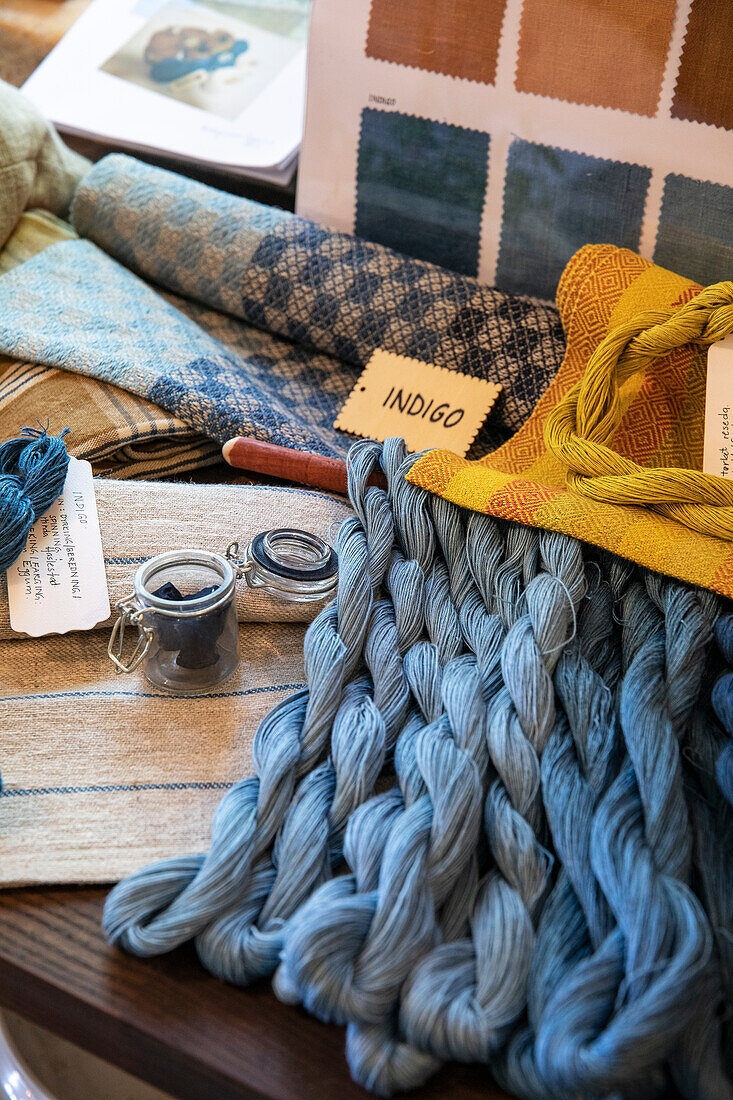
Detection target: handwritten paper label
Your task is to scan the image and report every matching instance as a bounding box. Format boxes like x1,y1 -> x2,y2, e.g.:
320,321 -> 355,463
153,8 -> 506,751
334,350 -> 502,454
7,457 -> 110,636
704,335 -> 733,479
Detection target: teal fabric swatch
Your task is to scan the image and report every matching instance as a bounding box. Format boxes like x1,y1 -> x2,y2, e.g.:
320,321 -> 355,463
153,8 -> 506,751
654,173 -> 733,287
496,139 -> 651,301
356,109 -> 489,277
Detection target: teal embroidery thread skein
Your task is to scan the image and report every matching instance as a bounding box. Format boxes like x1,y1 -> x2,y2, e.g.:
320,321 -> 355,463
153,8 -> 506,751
0,426 -> 69,573
103,438 -> 732,1098
0,425 -> 69,795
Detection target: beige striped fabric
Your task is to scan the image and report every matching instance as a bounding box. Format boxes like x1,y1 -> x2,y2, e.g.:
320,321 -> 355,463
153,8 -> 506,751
0,355 -> 222,480
0,622 -> 306,886
0,478 -> 352,639
0,423 -> 351,888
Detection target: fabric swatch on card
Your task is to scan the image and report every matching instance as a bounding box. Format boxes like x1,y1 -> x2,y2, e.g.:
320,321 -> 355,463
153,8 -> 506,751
654,173 -> 733,286
672,0 -> 733,130
515,0 -> 676,116
355,109 -> 489,277
365,0 -> 507,85
496,139 -> 651,300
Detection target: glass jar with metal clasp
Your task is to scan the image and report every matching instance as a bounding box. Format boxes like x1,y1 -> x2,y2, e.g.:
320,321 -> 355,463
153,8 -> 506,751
107,528 -> 338,695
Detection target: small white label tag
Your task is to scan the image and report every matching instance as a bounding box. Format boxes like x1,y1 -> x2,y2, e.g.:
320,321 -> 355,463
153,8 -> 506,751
6,457 -> 110,636
704,335 -> 733,479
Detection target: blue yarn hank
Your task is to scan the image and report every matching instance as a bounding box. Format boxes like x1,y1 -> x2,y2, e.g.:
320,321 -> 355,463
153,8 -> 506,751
102,438 -> 733,1099
0,427 -> 70,574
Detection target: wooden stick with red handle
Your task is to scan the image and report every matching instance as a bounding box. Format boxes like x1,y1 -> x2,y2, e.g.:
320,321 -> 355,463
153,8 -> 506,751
222,437 -> 387,495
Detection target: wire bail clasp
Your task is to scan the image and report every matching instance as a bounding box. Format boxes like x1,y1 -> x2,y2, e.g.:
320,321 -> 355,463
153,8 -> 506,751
225,541 -> 252,581
108,597 -> 155,674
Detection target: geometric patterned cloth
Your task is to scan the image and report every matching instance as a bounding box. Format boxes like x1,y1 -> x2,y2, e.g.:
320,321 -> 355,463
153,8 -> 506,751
69,155 -> 566,439
0,153 -> 567,462
0,238 -> 364,459
409,243 -> 733,599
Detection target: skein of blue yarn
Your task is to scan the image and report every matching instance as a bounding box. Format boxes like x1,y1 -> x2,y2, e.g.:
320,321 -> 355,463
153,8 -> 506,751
0,427 -> 70,573
712,613 -> 733,803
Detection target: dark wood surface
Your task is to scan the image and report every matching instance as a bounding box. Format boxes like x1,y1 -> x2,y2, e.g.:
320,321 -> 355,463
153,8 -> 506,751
0,885 -> 509,1100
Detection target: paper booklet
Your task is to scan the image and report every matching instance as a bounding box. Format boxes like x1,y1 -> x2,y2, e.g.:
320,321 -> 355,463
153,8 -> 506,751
22,0 -> 310,186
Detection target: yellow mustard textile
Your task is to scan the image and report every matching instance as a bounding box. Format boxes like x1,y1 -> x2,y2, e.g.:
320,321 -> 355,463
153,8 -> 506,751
408,244 -> 733,598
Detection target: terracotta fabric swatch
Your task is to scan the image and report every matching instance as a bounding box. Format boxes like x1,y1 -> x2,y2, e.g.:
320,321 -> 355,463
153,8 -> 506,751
515,0 -> 676,116
672,0 -> 733,130
366,0 -> 507,85
0,0 -> 90,87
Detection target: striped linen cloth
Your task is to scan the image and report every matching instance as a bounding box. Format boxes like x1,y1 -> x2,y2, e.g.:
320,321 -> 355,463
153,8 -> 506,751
0,622 -> 306,886
0,478 -> 352,639
0,479 -> 351,884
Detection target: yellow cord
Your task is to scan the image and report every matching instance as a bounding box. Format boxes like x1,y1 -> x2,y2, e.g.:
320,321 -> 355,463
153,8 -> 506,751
544,281 -> 733,540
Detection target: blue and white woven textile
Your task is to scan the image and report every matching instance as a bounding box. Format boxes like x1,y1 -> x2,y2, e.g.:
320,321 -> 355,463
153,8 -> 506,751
0,155 -> 566,459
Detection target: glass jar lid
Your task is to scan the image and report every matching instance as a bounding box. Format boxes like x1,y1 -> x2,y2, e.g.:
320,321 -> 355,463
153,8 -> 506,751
235,528 -> 338,602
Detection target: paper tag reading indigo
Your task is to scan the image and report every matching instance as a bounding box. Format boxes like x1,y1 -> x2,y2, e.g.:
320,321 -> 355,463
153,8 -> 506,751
703,335 -> 733,479
7,457 -> 110,636
334,350 -> 501,454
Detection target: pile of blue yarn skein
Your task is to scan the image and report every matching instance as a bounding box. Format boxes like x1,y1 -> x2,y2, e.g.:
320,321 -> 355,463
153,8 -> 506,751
103,438 -> 733,1100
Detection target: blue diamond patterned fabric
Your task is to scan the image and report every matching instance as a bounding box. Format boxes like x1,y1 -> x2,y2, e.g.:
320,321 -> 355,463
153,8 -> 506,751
0,240 -> 360,458
0,154 -> 566,459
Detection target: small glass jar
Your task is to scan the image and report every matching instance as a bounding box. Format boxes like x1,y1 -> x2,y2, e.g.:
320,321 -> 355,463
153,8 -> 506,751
108,529 -> 338,695
108,549 -> 239,696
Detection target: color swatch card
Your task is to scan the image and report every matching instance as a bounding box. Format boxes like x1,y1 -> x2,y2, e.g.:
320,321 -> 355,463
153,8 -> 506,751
298,0 -> 733,301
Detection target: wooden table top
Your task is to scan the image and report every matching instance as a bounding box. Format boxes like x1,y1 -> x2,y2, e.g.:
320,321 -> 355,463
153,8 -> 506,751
0,885 -> 509,1100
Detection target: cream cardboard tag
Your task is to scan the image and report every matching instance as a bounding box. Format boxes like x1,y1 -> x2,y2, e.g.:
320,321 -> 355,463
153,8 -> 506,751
334,350 -> 501,454
6,457 -> 110,636
704,335 -> 733,479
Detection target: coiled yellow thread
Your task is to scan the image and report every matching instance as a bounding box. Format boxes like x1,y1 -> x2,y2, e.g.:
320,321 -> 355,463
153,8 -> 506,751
545,282 -> 733,540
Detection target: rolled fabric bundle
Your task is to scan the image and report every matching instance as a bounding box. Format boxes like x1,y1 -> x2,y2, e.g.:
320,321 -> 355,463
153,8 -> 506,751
0,78 -> 89,249
0,155 -> 565,461
69,154 -> 566,437
0,478 -> 351,639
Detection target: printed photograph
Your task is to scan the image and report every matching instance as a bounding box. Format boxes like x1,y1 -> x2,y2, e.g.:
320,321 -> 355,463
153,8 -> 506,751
101,0 -> 302,120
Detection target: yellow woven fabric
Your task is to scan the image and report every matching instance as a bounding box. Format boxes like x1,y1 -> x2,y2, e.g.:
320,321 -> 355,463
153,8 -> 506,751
544,280 -> 733,539
408,244 -> 733,598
